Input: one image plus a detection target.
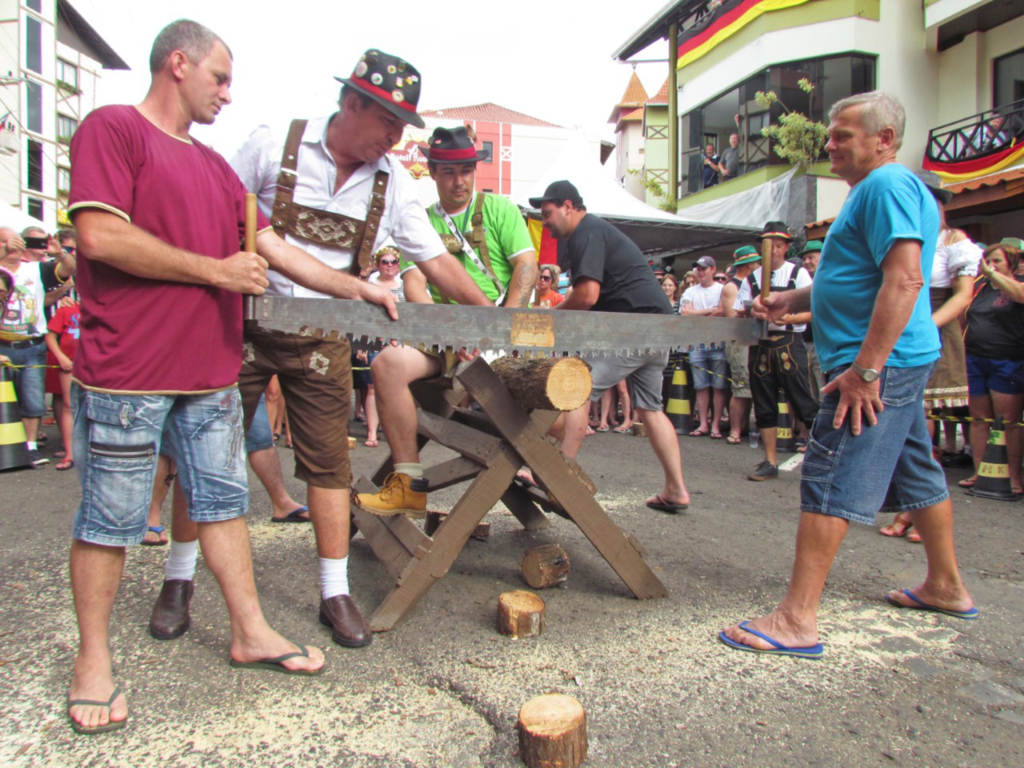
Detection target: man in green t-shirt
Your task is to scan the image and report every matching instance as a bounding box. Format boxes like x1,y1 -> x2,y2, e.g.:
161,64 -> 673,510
359,126 -> 538,517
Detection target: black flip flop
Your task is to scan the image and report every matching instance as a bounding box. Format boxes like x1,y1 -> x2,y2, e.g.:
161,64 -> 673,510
229,644 -> 324,675
67,686 -> 127,735
646,494 -> 688,514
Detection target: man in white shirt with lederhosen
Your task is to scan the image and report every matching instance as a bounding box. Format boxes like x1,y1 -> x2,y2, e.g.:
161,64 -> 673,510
734,221 -> 819,481
147,49 -> 489,651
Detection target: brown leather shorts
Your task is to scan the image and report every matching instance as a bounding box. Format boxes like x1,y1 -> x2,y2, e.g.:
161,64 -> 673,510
239,326 -> 352,489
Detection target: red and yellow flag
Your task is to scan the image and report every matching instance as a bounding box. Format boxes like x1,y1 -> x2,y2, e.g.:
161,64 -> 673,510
677,0 -> 813,70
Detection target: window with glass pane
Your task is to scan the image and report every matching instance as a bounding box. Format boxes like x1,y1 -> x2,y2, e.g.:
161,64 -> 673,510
28,198 -> 43,221
57,59 -> 79,90
483,141 -> 493,163
26,0 -> 42,12
58,166 -> 71,193
994,48 -> 1024,107
27,140 -> 43,192
57,115 -> 78,143
25,16 -> 42,74
680,52 -> 875,195
26,79 -> 43,133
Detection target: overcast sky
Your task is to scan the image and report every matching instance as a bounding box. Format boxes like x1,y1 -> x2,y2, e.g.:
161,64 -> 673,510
74,0 -> 673,156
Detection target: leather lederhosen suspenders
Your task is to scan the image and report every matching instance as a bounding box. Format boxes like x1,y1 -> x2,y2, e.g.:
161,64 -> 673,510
748,264 -> 805,332
270,118 -> 388,276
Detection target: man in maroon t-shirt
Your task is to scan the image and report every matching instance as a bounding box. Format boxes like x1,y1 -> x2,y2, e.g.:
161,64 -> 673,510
64,20 -> 398,735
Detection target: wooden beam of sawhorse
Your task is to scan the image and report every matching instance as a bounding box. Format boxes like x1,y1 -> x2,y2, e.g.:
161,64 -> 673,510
352,357 -> 666,632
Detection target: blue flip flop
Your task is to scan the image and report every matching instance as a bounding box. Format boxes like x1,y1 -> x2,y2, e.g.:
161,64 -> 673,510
718,621 -> 824,658
271,506 -> 310,524
884,588 -> 979,620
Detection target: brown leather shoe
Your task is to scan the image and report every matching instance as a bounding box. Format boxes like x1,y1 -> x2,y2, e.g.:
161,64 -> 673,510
319,595 -> 372,647
149,579 -> 194,640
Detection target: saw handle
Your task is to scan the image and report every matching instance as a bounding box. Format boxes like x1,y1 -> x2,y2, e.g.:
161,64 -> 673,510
244,193 -> 258,253
759,237 -> 772,302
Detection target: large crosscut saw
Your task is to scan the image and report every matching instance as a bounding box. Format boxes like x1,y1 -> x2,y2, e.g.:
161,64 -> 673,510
245,296 -> 763,357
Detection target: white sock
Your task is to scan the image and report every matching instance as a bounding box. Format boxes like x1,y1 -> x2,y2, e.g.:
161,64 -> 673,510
394,462 -> 423,479
320,556 -> 349,600
27,441 -> 38,451
165,539 -> 198,582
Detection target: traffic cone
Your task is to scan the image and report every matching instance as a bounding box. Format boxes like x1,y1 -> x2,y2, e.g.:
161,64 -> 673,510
666,359 -> 693,435
967,417 -> 1019,502
0,366 -> 32,471
776,390 -> 796,453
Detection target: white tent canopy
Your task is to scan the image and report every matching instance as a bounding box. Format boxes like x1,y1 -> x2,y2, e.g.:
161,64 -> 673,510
517,131 -> 755,258
0,199 -> 46,233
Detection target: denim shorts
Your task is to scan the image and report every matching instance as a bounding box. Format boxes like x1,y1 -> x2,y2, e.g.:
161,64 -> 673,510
73,385 -> 248,547
245,392 -> 273,453
965,354 -> 1024,396
588,349 -> 670,411
688,347 -> 728,390
800,363 -> 949,525
1,340 -> 47,417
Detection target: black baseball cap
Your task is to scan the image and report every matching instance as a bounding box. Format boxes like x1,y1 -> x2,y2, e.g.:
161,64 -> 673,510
529,180 -> 583,209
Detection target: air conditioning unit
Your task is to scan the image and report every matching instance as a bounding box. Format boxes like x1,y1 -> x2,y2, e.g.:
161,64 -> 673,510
0,122 -> 17,156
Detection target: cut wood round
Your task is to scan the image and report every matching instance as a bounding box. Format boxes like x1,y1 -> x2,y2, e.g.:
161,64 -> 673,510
497,590 -> 545,639
490,356 -> 592,412
517,694 -> 587,768
521,544 -> 570,589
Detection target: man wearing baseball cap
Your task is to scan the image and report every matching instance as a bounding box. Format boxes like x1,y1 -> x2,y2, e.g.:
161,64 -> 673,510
718,245 -> 762,444
530,180 -> 691,514
144,49 -> 491,653
733,222 -> 818,480
679,255 -> 727,439
358,124 -> 538,518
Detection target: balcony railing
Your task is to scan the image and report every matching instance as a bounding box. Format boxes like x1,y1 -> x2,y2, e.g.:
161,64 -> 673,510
926,100 -> 1024,165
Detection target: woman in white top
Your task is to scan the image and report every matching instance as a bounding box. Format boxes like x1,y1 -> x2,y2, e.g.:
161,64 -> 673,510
359,247 -> 407,446
881,175 -> 981,540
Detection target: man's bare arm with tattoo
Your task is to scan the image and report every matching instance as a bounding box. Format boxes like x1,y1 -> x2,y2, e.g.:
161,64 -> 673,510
503,251 -> 539,308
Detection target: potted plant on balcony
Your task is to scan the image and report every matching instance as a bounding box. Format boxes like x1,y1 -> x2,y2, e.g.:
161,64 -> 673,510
755,78 -> 828,172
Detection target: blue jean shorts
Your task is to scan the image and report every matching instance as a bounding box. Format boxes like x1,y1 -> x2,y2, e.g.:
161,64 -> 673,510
688,347 -> 728,390
73,385 -> 249,547
244,392 -> 273,453
800,363 -> 949,525
1,340 -> 47,417
965,354 -> 1024,396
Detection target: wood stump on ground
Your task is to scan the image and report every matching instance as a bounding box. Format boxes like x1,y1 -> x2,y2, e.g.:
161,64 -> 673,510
490,356 -> 592,412
521,544 -> 570,589
497,590 -> 545,639
517,693 -> 587,768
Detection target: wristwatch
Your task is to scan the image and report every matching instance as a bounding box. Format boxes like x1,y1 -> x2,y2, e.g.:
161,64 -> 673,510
850,363 -> 880,383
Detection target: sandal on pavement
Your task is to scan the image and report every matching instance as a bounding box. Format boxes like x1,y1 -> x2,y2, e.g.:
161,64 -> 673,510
710,432 -> 723,440
364,438 -> 379,447
958,476 -> 977,489
613,425 -> 633,434
271,506 -> 310,524
140,526 -> 169,546
645,493 -> 688,513
229,643 -> 324,676
67,686 -> 127,735
55,458 -> 75,471
689,428 -> 709,437
725,435 -> 742,445
879,513 -> 913,538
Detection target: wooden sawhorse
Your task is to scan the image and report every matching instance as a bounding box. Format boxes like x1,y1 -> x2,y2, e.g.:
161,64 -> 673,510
352,357 -> 668,632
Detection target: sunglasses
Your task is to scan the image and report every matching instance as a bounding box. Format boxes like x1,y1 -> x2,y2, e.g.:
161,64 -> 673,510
379,259 -> 399,266
714,275 -> 728,282
539,274 -> 552,281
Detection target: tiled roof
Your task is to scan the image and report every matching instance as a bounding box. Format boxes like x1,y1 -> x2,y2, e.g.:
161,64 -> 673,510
419,103 -> 561,127
648,78 -> 671,104
945,164 -> 1024,193
620,108 -> 644,122
618,71 -> 649,107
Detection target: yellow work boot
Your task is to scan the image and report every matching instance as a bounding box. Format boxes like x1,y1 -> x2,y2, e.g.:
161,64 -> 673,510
357,473 -> 428,518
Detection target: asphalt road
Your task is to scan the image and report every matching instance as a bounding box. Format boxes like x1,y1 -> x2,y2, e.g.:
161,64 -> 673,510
1,419 -> 1022,767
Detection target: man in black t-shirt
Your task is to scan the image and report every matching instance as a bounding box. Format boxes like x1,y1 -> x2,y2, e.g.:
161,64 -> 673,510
528,180 -> 690,513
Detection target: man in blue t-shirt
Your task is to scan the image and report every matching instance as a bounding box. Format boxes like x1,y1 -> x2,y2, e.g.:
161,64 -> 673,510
720,92 -> 977,660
